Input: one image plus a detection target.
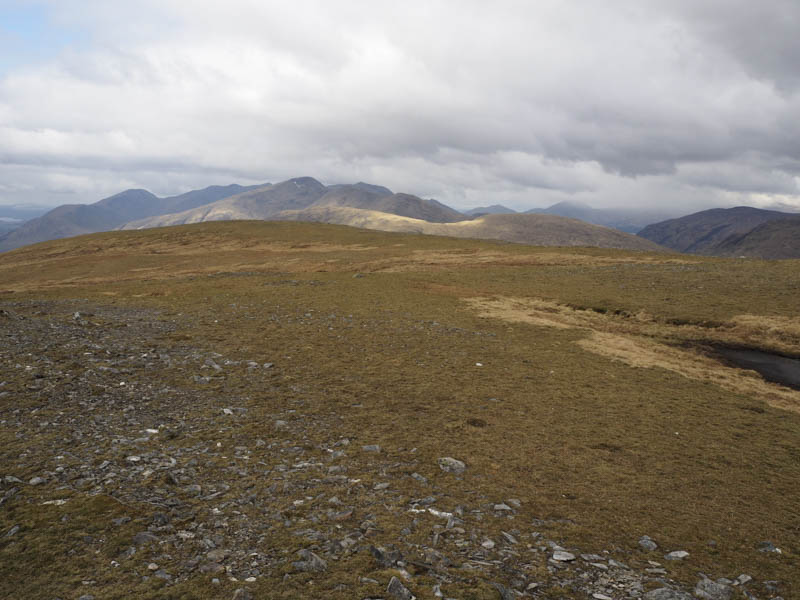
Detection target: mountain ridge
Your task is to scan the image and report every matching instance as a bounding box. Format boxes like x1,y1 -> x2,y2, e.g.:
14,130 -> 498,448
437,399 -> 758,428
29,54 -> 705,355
637,206 -> 799,256
0,183 -> 263,252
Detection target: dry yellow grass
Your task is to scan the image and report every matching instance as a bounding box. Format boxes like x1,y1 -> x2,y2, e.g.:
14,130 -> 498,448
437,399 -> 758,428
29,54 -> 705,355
466,296 -> 800,412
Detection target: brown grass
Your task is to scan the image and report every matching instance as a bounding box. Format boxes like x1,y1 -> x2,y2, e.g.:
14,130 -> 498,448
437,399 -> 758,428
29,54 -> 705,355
466,296 -> 800,412
2,221 -> 799,598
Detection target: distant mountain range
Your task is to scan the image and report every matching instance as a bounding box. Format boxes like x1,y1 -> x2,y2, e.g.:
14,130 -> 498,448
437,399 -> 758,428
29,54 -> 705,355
462,201 -> 676,233
0,177 -> 664,253
525,201 -> 677,234
122,178 -> 465,230
464,205 -> 517,216
2,177 -> 797,257
637,206 -> 800,258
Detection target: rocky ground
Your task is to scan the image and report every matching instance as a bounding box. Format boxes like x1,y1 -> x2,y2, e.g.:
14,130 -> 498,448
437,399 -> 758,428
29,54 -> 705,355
0,300 -> 788,599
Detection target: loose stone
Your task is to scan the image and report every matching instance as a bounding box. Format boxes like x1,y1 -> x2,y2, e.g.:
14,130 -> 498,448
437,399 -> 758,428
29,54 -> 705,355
694,577 -> 733,600
552,551 -> 576,562
387,576 -> 414,600
639,535 -> 658,551
438,457 -> 466,474
643,589 -> 694,600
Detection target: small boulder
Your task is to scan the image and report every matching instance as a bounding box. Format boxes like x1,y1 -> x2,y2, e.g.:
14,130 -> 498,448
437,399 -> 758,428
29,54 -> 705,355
552,551 -> 576,562
694,577 -> 733,600
387,576 -> 414,600
639,535 -> 658,551
292,549 -> 327,572
643,589 -> 693,600
438,457 -> 466,474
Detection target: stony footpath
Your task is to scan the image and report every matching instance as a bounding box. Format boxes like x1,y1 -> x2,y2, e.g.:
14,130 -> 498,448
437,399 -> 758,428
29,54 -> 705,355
0,301 -> 787,599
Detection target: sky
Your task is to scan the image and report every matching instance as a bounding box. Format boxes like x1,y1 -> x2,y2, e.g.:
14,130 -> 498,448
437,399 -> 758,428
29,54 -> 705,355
0,0 -> 799,213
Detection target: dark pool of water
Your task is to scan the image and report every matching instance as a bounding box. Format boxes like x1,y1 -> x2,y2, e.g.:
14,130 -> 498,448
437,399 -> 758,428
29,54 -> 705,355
715,347 -> 800,391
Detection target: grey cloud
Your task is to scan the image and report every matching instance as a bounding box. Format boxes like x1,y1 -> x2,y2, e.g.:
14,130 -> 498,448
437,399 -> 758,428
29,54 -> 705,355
659,0 -> 800,92
0,1 -> 798,212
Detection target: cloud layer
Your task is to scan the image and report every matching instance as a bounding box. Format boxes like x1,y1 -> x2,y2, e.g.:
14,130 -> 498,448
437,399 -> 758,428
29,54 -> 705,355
1,0 -> 799,212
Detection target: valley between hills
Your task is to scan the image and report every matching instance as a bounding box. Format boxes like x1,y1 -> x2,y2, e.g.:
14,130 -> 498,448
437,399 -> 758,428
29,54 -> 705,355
0,221 -> 798,600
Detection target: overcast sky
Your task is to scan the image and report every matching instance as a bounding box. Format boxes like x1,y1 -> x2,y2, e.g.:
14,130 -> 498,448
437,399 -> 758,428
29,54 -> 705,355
1,0 -> 799,213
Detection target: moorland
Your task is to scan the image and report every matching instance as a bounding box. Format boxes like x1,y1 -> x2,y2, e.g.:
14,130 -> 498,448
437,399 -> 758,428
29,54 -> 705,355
0,221 -> 798,600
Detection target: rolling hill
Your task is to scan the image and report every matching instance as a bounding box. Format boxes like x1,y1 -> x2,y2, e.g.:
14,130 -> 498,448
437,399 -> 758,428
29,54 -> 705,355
637,206 -> 796,254
274,205 -> 666,251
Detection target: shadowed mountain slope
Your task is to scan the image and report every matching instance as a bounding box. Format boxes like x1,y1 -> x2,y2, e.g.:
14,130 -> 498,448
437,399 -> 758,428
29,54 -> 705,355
712,214 -> 800,259
527,201 -> 675,234
464,204 -> 517,216
0,184 -> 260,252
637,206 -> 795,254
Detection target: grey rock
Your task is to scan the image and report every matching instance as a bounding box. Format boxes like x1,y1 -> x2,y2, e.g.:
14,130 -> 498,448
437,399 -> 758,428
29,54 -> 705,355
438,457 -> 466,474
370,545 -> 402,567
292,549 -> 327,572
581,553 -> 604,561
207,548 -> 227,562
274,420 -> 288,430
28,476 -> 45,486
78,596 -> 95,600
4,525 -> 20,538
639,535 -> 658,551
608,558 -> 630,570
664,550 -> 689,560
362,444 -> 381,452
199,562 -> 225,574
501,531 -> 518,545
490,581 -> 514,600
183,484 -> 202,496
232,589 -> 253,600
758,540 -> 782,553
132,531 -> 159,546
387,576 -> 414,600
643,589 -> 693,600
695,578 -> 733,600
552,550 -> 576,562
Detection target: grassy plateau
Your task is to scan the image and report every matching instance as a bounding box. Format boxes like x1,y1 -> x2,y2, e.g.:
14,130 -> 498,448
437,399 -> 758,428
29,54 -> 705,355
0,221 -> 798,599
